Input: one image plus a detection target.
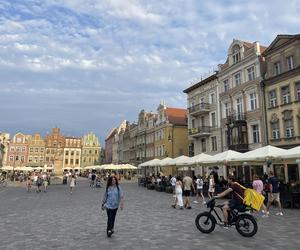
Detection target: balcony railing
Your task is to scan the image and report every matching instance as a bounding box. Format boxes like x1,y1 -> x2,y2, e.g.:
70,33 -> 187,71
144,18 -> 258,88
188,103 -> 211,115
189,126 -> 212,137
228,144 -> 249,153
226,112 -> 246,124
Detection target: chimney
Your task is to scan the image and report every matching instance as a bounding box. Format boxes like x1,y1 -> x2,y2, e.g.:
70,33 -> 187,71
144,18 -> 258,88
254,41 -> 260,55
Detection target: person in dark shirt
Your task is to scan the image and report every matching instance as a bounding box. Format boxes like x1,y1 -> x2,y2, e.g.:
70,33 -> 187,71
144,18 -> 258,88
264,171 -> 283,217
214,176 -> 244,227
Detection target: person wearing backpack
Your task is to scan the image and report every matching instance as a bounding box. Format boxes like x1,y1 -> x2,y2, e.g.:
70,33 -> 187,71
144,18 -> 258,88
102,176 -> 124,237
214,176 -> 244,228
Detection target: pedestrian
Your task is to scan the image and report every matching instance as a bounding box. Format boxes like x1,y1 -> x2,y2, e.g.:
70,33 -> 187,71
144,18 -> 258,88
102,176 -> 124,238
194,175 -> 205,204
172,176 -> 184,209
182,174 -> 195,209
69,174 -> 76,195
208,174 -> 215,199
36,174 -> 43,193
43,174 -> 49,192
26,175 -> 32,192
252,174 -> 267,215
264,171 -> 283,217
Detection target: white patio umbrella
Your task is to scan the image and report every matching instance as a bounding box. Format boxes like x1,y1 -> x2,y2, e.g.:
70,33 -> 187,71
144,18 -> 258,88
231,145 -> 287,162
281,146 -> 300,159
120,164 -> 137,170
1,166 -> 14,171
158,157 -> 173,166
203,150 -> 243,165
34,166 -> 43,171
19,166 -> 34,171
145,158 -> 161,167
173,155 -> 192,166
190,153 -> 214,165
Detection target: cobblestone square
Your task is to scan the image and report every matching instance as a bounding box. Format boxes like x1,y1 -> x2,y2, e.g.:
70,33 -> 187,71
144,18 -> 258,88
0,179 -> 300,250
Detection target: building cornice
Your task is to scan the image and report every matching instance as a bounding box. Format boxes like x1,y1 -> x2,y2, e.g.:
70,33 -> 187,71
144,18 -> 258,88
264,66 -> 300,86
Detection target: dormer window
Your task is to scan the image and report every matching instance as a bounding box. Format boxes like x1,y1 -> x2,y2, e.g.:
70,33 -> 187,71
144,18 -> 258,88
232,45 -> 241,64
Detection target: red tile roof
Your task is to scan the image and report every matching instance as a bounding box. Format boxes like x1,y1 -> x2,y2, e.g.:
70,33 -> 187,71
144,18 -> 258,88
165,108 -> 187,126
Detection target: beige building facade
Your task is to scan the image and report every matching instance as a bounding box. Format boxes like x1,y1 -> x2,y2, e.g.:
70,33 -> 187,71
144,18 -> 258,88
184,74 -> 222,156
28,133 -> 45,168
262,34 -> 300,150
63,137 -> 82,171
218,39 -> 267,153
81,132 -> 101,169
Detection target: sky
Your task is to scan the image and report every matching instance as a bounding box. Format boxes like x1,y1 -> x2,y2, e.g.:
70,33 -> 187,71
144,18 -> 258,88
0,0 -> 299,146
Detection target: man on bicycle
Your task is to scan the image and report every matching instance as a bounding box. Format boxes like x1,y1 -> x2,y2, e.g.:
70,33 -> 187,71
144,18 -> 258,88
214,176 -> 244,227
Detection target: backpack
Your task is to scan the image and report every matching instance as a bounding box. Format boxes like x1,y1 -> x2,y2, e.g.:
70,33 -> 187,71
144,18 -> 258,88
234,182 -> 265,211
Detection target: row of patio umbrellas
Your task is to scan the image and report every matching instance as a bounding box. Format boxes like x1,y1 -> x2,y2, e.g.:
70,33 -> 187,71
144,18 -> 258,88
0,166 -> 54,171
84,164 -> 138,171
139,145 -> 300,167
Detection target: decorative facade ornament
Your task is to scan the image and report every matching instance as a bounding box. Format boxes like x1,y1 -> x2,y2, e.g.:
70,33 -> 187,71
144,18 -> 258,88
270,113 -> 278,123
282,110 -> 292,120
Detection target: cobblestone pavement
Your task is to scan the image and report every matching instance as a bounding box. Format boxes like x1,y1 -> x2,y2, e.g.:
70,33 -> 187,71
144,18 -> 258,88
0,179 -> 300,250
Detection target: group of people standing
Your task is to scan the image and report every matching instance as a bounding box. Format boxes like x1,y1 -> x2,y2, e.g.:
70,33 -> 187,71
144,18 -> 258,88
26,172 -> 50,192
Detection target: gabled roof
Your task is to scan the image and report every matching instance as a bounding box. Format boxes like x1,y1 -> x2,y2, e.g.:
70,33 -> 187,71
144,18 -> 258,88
183,74 -> 217,93
165,107 -> 187,126
262,34 -> 300,56
105,128 -> 117,141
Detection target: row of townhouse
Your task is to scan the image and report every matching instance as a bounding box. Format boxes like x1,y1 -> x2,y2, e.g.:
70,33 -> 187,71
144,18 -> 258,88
105,102 -> 190,169
0,128 -> 103,174
184,34 -> 300,160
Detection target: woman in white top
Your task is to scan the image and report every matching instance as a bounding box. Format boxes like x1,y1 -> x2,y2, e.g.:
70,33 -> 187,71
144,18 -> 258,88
194,175 -> 205,204
208,174 -> 215,199
69,174 -> 76,194
172,177 -> 184,209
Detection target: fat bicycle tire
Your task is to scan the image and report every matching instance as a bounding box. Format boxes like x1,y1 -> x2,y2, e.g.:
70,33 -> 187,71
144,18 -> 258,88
235,214 -> 258,237
195,212 -> 216,234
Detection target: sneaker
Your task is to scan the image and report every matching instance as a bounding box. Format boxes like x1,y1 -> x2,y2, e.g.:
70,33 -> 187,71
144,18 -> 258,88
180,206 -> 184,210
223,223 -> 229,229
276,212 -> 283,216
262,210 -> 265,214
193,201 -> 199,204
203,201 -> 206,205
171,204 -> 176,209
186,206 -> 192,209
107,230 -> 112,237
262,212 -> 269,218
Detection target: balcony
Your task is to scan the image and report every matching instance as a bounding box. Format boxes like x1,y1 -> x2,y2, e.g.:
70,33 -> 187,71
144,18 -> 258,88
228,144 -> 249,153
189,126 -> 212,137
226,112 -> 246,124
188,103 -> 211,116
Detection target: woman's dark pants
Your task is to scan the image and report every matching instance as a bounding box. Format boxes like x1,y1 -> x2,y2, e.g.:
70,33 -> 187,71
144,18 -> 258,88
106,208 -> 118,232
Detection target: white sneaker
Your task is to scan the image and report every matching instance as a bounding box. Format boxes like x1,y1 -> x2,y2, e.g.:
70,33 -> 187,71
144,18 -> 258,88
262,210 -> 265,214
262,212 -> 269,218
203,201 -> 206,205
276,212 -> 283,216
193,201 -> 199,204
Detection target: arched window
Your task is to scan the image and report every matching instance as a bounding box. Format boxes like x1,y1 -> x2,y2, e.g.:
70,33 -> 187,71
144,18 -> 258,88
232,44 -> 241,64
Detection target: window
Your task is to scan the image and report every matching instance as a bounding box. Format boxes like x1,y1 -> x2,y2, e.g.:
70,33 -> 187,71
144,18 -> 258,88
29,157 -> 33,162
287,56 -> 294,70
296,81 -> 300,101
232,45 -> 241,64
281,86 -> 291,104
35,147 -> 39,153
191,119 -> 195,128
201,139 -> 206,152
249,92 -> 257,111
9,156 -> 13,161
252,125 -> 260,143
71,151 -> 74,156
22,147 -> 25,152
210,93 -> 215,104
224,102 -> 230,118
16,147 -> 21,152
285,119 -> 294,138
10,147 -> 15,152
65,159 -> 68,164
70,159 -> 74,164
234,73 -> 241,86
269,90 -> 277,108
21,156 -> 25,162
75,159 -> 79,164
40,148 -> 44,152
223,79 -> 229,92
211,112 -> 216,127
65,151 -> 69,156
247,67 -> 255,81
236,97 -> 243,114
271,122 -> 280,139
29,147 -> 33,153
211,137 -> 217,151
274,62 -> 281,75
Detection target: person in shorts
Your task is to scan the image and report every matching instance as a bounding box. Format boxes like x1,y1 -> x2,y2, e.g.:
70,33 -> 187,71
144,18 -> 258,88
264,171 -> 283,217
183,174 -> 195,209
194,175 -> 205,204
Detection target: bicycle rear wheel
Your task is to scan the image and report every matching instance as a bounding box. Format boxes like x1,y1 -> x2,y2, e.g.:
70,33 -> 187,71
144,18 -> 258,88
235,214 -> 257,237
195,212 -> 216,234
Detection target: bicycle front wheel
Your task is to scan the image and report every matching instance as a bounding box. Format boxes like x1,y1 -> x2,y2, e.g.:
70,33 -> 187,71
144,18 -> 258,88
195,212 -> 216,234
235,214 -> 257,237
